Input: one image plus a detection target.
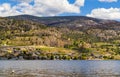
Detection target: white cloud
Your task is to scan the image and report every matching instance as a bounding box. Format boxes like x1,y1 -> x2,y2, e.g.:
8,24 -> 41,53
33,0 -> 84,16
99,0 -> 118,2
74,0 -> 84,6
12,0 -> 33,3
0,0 -> 85,17
86,8 -> 120,20
0,3 -> 21,16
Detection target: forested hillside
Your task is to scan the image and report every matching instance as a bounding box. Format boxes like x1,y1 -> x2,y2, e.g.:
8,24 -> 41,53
0,15 -> 120,60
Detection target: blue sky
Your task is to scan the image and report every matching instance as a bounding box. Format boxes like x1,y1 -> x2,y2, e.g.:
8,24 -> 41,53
81,0 -> 120,15
0,0 -> 120,20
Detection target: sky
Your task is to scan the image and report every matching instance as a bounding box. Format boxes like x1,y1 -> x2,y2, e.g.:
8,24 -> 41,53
0,0 -> 120,20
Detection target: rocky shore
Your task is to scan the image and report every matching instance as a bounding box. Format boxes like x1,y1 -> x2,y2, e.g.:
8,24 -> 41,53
0,46 -> 81,60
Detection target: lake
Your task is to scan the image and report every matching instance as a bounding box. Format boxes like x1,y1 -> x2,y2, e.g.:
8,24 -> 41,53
0,60 -> 120,77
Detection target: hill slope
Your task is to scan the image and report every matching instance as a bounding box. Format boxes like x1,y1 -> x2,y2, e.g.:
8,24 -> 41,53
0,15 -> 120,60
8,15 -> 120,30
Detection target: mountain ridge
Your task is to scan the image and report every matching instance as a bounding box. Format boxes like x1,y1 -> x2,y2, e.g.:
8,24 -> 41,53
7,15 -> 118,25
7,15 -> 119,30
0,15 -> 120,60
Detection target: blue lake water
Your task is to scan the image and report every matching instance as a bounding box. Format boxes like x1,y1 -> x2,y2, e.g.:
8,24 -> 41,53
0,60 -> 120,77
